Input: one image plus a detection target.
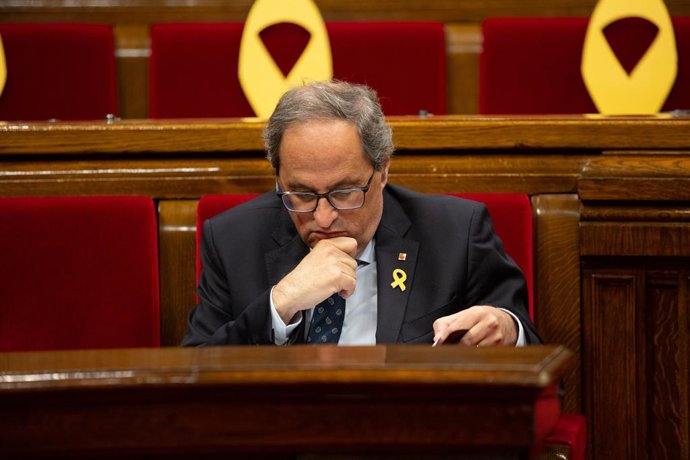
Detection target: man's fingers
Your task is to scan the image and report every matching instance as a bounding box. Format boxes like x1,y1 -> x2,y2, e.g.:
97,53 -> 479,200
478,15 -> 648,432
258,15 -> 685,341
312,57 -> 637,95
433,314 -> 463,345
338,267 -> 357,299
432,317 -> 452,340
433,306 -> 494,346
321,236 -> 358,258
339,257 -> 358,271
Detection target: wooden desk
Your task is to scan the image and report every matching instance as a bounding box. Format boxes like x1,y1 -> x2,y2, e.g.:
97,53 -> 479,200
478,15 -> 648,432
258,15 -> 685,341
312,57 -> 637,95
0,345 -> 570,459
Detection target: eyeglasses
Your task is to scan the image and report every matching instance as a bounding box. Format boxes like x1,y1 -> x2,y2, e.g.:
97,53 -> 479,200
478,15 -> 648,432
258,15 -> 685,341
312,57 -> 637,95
276,170 -> 375,213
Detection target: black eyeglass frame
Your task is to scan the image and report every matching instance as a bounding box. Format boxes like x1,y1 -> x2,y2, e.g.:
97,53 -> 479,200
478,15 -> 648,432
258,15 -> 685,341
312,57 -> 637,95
276,170 -> 376,213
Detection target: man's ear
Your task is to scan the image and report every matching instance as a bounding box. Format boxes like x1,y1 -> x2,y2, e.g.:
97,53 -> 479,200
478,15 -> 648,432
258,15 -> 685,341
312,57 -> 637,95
380,159 -> 391,186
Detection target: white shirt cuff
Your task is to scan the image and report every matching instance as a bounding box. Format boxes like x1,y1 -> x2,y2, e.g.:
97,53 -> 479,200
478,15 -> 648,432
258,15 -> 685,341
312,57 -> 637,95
499,308 -> 526,346
269,286 -> 303,345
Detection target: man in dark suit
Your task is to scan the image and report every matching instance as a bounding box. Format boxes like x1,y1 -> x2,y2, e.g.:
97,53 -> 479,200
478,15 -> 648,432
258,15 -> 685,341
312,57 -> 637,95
183,81 -> 540,346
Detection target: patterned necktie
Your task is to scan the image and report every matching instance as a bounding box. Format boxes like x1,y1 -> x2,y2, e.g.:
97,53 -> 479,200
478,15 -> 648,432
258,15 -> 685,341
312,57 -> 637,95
307,293 -> 345,344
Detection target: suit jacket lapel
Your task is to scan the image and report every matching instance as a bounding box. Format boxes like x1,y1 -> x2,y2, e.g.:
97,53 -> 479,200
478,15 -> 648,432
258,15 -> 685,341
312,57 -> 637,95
264,209 -> 310,343
265,207 -> 308,286
375,189 -> 419,343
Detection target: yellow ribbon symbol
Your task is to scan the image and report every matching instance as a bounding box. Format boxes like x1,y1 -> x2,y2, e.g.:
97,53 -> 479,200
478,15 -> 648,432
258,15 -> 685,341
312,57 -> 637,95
391,269 -> 407,292
0,34 -> 7,97
582,0 -> 677,114
238,0 -> 333,118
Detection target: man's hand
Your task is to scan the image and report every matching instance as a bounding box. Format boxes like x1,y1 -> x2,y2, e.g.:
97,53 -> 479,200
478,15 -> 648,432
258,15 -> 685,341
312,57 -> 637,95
272,237 -> 358,324
433,305 -> 518,346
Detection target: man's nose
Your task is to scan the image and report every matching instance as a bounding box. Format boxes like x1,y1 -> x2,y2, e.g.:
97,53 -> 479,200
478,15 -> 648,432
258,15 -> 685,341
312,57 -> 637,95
313,196 -> 338,227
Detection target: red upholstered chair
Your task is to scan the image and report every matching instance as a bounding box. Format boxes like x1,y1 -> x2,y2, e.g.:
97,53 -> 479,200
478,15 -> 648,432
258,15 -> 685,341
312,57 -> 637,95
328,22 -> 446,116
149,22 -> 446,118
196,194 -> 258,283
0,196 -> 160,351
479,17 -> 690,114
196,192 -> 586,459
0,23 -> 118,121
449,193 -> 534,317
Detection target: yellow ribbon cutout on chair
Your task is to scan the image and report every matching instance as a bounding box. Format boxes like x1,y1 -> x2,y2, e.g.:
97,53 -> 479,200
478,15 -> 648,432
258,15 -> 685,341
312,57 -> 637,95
0,34 -> 7,97
238,0 -> 333,118
582,0 -> 677,114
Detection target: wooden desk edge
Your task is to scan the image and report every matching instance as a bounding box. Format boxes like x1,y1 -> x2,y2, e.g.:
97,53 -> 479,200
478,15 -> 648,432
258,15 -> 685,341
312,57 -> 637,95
0,344 -> 572,392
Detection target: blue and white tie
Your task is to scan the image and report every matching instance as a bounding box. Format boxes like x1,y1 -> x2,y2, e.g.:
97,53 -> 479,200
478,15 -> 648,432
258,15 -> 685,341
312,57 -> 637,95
307,294 -> 345,344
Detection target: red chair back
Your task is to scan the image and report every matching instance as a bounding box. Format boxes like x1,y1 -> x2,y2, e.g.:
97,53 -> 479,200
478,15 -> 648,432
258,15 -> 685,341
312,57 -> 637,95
0,23 -> 118,121
0,196 -> 160,351
479,17 -> 690,114
196,194 -> 258,283
150,22 -> 446,117
450,193 -> 534,318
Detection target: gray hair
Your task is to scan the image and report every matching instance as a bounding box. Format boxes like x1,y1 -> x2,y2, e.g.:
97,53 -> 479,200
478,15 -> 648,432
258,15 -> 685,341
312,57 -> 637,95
264,81 -> 394,171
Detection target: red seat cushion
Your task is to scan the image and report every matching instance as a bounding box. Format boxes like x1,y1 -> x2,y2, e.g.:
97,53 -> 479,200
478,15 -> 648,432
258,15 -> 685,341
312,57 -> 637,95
0,23 -> 118,121
0,196 -> 160,351
480,17 -> 690,114
544,413 -> 587,460
150,22 -> 446,118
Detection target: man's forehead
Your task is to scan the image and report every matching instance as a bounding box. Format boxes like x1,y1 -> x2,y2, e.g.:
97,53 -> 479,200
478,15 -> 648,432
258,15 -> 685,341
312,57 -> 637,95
280,167 -> 372,190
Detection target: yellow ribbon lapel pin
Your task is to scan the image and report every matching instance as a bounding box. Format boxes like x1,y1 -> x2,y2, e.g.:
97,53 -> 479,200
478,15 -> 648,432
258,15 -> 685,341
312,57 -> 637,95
391,268 -> 407,292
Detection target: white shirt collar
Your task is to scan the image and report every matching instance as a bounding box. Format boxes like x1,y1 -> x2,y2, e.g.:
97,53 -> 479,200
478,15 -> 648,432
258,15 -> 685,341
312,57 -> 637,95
357,239 -> 376,266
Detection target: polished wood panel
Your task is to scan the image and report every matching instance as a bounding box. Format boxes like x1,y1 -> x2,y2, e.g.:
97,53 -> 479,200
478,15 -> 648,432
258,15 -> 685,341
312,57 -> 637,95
113,24 -> 150,119
581,223 -> 690,257
0,345 -> 571,458
579,155 -> 690,201
583,265 -> 690,460
583,271 -> 643,459
646,271 -> 689,460
445,23 -> 481,115
158,200 -> 197,346
532,194 -> 581,414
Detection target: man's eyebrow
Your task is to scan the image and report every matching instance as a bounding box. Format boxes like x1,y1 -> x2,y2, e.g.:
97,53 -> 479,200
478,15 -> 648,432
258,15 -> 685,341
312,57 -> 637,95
284,177 -> 364,192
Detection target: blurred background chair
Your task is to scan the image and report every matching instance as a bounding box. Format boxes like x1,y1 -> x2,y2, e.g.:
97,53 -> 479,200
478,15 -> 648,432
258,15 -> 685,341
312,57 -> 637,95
0,196 -> 160,351
479,16 -> 690,114
149,21 -> 446,118
0,23 -> 118,121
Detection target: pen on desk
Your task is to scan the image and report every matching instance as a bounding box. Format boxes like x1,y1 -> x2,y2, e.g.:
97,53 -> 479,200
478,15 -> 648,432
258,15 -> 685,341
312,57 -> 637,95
432,329 -> 469,347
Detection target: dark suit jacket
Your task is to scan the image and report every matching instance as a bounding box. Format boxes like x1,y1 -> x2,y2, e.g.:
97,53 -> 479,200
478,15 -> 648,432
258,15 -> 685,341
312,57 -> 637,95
182,184 -> 540,346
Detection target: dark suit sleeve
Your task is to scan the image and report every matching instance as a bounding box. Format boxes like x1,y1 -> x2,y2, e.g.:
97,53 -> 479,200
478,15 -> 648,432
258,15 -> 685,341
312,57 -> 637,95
181,219 -> 274,346
465,205 -> 542,344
